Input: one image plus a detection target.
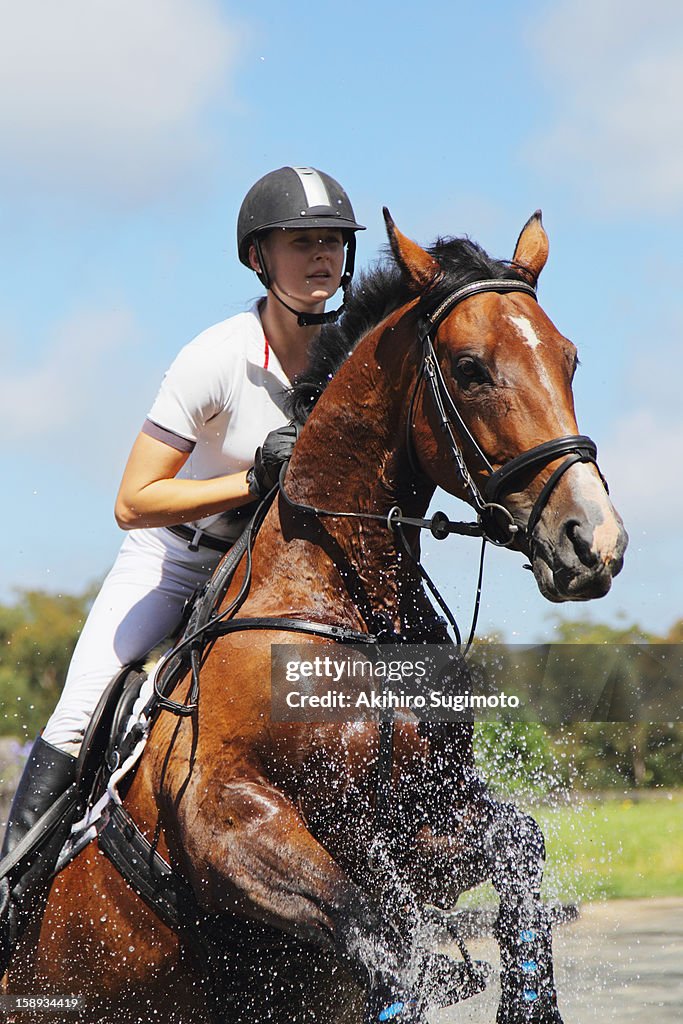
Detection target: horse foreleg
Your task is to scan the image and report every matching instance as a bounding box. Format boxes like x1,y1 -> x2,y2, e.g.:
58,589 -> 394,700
174,774 -> 402,992
486,802 -> 562,1024
408,797 -> 563,1024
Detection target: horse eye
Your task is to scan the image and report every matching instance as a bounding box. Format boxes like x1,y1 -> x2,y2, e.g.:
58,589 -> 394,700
456,356 -> 490,386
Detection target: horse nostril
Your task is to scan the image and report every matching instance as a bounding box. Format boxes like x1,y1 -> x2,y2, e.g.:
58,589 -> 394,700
566,520 -> 599,568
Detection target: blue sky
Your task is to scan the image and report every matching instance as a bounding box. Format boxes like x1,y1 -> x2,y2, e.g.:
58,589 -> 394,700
2,0 -> 682,641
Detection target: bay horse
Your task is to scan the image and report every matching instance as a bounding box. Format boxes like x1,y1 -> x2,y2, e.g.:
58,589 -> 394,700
7,212 -> 626,1023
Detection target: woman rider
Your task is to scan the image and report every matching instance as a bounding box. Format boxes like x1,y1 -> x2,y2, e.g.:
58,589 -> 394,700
0,166 -> 365,965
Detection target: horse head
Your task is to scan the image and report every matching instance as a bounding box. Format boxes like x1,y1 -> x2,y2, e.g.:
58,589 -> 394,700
385,210 -> 628,602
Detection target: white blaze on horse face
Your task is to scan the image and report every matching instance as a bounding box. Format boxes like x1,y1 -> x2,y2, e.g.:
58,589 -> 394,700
507,313 -> 623,564
508,314 -> 575,431
509,314 -> 542,351
508,314 -> 555,401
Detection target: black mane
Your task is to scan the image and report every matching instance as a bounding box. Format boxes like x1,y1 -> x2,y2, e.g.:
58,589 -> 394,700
286,235 -> 526,425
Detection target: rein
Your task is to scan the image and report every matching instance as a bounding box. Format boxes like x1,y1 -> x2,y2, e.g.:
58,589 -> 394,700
278,470 -> 475,647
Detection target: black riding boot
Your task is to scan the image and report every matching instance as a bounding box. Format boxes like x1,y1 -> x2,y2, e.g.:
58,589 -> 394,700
0,736 -> 79,973
494,901 -> 563,1024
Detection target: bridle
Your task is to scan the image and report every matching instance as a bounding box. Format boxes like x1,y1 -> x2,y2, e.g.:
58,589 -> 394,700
277,274 -> 607,649
282,276 -> 606,554
413,277 -> 605,549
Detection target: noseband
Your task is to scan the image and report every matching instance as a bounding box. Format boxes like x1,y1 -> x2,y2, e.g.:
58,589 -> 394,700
414,278 -> 605,548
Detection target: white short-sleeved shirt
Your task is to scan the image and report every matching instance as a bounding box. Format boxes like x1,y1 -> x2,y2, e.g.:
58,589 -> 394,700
143,302 -> 291,543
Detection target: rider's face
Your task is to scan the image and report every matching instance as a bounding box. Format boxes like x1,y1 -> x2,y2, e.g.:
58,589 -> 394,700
255,228 -> 345,309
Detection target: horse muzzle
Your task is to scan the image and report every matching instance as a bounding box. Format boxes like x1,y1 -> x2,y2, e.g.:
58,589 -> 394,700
528,479 -> 628,603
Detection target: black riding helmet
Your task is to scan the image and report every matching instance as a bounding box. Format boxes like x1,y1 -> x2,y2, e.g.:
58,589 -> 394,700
237,166 -> 365,325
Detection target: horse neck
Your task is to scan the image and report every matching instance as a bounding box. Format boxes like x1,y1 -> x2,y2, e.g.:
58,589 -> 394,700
262,308 -> 440,633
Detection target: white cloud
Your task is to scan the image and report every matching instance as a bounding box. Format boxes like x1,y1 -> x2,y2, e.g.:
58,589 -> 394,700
599,329 -> 683,530
0,0 -> 241,203
601,409 -> 683,530
526,0 -> 683,213
0,308 -> 153,479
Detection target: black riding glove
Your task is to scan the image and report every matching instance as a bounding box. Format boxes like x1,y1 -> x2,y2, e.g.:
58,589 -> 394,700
246,422 -> 299,499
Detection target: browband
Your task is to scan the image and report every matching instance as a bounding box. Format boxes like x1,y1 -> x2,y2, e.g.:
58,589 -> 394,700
418,278 -> 537,341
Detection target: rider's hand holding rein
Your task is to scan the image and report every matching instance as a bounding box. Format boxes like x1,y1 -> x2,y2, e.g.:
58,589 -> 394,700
247,422 -> 300,500
116,417 -> 300,529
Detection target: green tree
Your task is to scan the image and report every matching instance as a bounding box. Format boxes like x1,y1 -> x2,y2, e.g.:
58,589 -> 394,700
0,587 -> 95,738
472,615 -> 683,793
538,615 -> 682,790
474,721 -> 568,800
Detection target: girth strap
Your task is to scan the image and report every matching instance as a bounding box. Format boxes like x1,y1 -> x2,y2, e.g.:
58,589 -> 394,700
98,803 -> 188,934
98,804 -> 252,1023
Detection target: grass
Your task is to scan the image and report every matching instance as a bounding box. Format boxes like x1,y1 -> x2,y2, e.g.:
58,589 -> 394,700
537,791 -> 683,900
457,791 -> 683,907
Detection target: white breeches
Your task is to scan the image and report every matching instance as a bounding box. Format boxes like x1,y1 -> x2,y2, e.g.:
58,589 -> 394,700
43,528 -> 223,756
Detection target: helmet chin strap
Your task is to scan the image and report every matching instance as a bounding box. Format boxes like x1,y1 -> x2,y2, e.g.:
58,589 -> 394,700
253,235 -> 355,327
268,286 -> 346,326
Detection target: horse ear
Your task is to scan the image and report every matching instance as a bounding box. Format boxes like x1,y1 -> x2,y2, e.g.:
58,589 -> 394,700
512,210 -> 549,284
383,208 -> 440,292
